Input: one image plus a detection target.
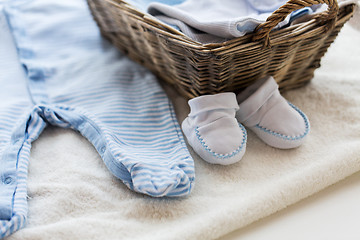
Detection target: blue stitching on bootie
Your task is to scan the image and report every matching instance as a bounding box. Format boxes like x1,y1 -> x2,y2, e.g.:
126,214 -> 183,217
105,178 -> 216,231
195,123 -> 247,159
255,102 -> 310,141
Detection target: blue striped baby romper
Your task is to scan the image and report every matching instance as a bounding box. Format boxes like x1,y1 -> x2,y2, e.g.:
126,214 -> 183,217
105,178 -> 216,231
0,0 -> 195,238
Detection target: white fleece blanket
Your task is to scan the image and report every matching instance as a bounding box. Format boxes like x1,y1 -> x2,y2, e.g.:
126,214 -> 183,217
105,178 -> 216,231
6,24 -> 360,240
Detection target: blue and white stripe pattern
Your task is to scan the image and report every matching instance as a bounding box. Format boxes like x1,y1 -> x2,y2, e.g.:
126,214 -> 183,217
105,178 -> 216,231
0,0 -> 194,238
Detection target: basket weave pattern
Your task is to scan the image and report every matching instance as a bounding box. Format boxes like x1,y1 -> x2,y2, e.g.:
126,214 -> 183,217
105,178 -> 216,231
87,0 -> 356,98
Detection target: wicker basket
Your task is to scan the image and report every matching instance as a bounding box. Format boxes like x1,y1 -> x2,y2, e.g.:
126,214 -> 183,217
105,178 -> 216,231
87,0 -> 356,99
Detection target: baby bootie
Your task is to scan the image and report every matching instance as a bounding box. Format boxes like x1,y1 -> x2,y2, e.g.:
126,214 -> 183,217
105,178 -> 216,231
182,92 -> 247,165
235,76 -> 310,149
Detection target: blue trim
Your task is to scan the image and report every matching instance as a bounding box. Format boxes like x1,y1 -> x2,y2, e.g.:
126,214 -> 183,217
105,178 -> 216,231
195,123 -> 247,159
255,102 -> 310,141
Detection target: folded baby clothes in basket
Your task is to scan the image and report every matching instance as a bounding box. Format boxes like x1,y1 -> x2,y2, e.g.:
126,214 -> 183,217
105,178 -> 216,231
147,0 -> 315,43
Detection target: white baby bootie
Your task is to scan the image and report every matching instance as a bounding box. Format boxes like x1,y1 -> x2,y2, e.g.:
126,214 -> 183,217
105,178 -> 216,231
235,76 -> 310,149
182,92 -> 247,165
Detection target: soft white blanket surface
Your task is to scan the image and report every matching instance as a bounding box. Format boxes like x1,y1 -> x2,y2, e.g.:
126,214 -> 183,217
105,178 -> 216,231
6,24 -> 360,240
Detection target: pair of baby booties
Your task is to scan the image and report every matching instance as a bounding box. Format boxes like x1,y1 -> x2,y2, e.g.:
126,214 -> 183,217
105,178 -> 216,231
182,76 -> 310,165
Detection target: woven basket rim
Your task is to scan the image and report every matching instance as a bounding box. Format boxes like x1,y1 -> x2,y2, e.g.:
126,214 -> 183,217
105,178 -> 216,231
105,0 -> 351,52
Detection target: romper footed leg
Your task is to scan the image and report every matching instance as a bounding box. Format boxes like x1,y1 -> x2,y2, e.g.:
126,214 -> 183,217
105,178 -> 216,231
0,107 -> 47,238
37,105 -> 195,197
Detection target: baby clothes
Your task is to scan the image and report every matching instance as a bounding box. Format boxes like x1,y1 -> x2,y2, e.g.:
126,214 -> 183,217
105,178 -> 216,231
236,77 -> 310,149
147,0 -> 314,43
181,77 -> 310,165
0,0 -> 195,238
181,93 -> 247,165
126,0 -> 185,12
344,0 -> 360,30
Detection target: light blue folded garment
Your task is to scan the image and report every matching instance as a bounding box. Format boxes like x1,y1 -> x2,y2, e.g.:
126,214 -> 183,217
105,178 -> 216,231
126,0 -> 185,12
147,0 -> 315,43
0,0 -> 195,238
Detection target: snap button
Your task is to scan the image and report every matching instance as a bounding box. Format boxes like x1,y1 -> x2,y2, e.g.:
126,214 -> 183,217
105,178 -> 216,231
100,146 -> 106,154
4,177 -> 13,185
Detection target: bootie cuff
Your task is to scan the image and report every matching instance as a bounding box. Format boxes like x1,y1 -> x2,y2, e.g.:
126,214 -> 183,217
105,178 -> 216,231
236,76 -> 278,122
188,92 -> 239,117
